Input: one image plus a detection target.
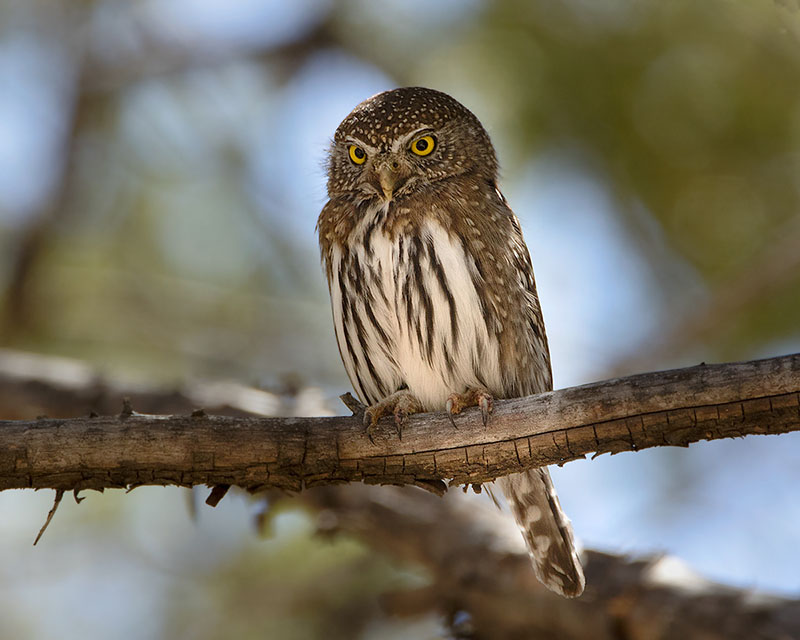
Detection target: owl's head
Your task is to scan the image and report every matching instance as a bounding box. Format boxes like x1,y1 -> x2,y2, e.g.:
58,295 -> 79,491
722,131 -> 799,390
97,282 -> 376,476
326,87 -> 498,203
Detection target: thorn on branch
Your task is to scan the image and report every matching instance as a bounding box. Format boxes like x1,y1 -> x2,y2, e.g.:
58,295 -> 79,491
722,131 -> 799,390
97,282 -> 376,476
73,489 -> 85,504
33,489 -> 64,545
461,483 -> 484,494
206,484 -> 230,507
191,408 -> 206,418
88,411 -> 98,418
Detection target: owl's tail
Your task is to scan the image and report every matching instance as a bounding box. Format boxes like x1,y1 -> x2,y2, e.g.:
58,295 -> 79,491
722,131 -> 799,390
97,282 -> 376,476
495,468 -> 585,597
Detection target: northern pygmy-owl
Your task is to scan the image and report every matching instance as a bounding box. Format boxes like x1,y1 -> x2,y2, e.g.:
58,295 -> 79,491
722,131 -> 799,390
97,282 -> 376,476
317,87 -> 584,597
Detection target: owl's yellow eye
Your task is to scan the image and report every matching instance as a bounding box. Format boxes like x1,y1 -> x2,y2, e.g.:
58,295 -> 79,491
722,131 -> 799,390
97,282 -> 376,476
348,145 -> 367,165
410,135 -> 435,156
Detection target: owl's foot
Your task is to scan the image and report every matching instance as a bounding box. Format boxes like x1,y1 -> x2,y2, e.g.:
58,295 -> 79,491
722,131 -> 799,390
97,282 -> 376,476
446,387 -> 494,427
363,390 -> 423,443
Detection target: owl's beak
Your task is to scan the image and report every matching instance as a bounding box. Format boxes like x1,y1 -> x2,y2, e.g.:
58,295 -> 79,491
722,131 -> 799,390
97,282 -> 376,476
375,162 -> 405,200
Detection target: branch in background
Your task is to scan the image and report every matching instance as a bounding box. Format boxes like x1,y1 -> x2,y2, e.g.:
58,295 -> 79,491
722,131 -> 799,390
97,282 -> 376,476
0,6 -> 339,341
0,348 -> 285,421
82,9 -> 336,94
1,8 -> 90,338
0,351 -> 798,494
301,484 -> 800,640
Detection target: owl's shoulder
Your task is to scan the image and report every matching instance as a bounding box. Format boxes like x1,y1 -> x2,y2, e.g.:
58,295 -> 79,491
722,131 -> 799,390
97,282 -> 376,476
428,176 -> 520,253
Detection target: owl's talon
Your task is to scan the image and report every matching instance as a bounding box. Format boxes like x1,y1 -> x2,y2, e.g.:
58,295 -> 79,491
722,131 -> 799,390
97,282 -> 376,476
363,408 -> 376,428
445,398 -> 458,430
446,387 -> 493,427
447,412 -> 458,430
363,406 -> 382,444
392,409 -> 405,440
478,394 -> 493,426
361,390 -> 422,442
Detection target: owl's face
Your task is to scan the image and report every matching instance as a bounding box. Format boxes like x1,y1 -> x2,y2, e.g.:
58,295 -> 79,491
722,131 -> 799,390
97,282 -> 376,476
326,87 -> 498,204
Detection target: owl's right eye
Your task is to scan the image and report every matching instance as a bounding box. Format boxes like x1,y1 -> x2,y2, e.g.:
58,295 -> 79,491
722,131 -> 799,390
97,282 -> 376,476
348,145 -> 367,165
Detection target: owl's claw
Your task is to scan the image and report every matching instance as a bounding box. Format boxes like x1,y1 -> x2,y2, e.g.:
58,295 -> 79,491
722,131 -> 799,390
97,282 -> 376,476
362,390 -> 423,443
445,398 -> 458,430
446,387 -> 494,427
363,407 -> 382,445
478,394 -> 492,426
393,410 -> 406,440
363,409 -> 375,428
365,420 -> 377,445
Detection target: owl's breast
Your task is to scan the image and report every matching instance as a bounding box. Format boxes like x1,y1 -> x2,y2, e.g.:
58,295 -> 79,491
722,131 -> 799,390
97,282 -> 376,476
328,203 -> 503,410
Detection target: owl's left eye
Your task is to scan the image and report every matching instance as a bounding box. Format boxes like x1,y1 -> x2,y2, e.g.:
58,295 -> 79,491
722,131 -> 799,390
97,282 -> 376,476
348,145 -> 367,165
410,135 -> 436,157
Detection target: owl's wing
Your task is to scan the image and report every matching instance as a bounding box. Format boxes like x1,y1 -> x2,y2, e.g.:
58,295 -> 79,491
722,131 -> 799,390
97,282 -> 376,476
451,189 -> 553,398
465,192 -> 584,597
501,209 -> 554,396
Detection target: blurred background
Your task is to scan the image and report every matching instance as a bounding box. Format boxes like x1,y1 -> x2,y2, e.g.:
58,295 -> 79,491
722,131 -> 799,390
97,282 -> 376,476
1,0 -> 800,638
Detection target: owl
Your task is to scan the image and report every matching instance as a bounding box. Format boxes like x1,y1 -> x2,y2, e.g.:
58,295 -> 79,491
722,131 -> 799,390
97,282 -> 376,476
317,87 -> 584,597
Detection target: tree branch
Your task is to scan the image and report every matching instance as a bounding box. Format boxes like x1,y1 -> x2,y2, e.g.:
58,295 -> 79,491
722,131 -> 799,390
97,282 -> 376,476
1,353 -> 798,494
300,484 -> 800,640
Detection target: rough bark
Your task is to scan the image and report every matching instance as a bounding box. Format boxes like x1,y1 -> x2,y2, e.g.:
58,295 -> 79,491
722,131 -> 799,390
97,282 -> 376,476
0,352 -> 798,494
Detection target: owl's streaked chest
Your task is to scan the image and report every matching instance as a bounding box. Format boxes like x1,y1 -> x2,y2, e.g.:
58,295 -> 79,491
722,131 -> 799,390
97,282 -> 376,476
327,202 -> 502,410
